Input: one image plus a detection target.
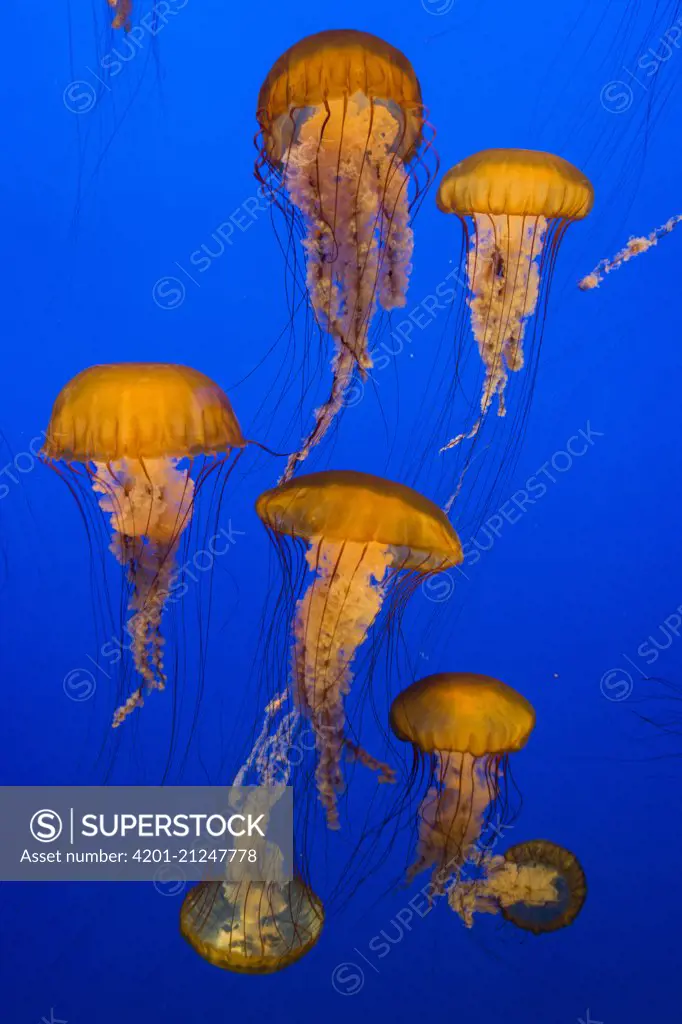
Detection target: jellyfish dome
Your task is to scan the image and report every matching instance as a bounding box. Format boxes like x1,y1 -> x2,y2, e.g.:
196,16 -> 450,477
43,363 -> 244,725
256,31 -> 434,478
437,149 -> 593,450
180,878 -> 324,974
390,672 -> 535,887
257,471 -> 463,829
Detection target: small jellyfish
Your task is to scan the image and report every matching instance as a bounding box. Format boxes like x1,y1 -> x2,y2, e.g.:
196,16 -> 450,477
180,878 -> 324,973
42,363 -> 244,726
256,470 -> 463,829
389,672 -> 535,888
256,31 -> 435,479
449,839 -> 587,933
437,149 -> 593,452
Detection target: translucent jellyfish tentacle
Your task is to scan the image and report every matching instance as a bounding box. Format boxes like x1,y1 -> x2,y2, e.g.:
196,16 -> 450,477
280,99 -> 413,480
343,737 -> 396,784
440,214 -> 546,453
232,692 -> 288,786
448,854 -> 561,928
377,153 -> 413,310
579,213 -> 682,291
292,538 -> 392,828
407,751 -> 494,888
92,457 -> 194,726
280,346 -> 356,482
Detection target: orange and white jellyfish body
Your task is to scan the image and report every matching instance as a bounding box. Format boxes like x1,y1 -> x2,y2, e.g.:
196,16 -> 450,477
437,150 -> 593,452
449,839 -> 587,934
181,876 -> 324,974
42,363 -> 244,726
389,673 -> 535,889
256,471 -> 463,829
256,31 -> 435,480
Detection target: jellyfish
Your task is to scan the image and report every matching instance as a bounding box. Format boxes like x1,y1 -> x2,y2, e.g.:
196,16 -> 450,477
107,0 -> 132,30
389,672 -> 535,889
256,470 -> 463,829
449,840 -> 587,933
579,213 -> 682,290
437,149 -> 593,454
42,363 -> 244,726
256,31 -> 435,479
180,877 -> 324,973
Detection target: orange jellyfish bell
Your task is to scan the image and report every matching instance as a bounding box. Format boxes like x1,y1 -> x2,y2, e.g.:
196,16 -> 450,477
43,363 -> 244,726
255,32 -> 436,480
43,363 -> 244,462
257,30 -> 426,167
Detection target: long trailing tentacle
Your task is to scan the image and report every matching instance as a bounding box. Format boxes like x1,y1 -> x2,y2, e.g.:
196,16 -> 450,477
280,97 -> 413,480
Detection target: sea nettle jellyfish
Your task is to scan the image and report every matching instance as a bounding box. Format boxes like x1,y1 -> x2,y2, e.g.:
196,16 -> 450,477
437,150 -> 593,458
180,877 -> 324,973
42,363 -> 244,726
389,673 -> 535,889
449,839 -> 587,934
256,471 -> 464,829
256,30 -> 436,479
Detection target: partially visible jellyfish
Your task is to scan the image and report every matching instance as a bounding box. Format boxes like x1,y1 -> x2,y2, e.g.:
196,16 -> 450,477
389,673 -> 535,889
180,877 -> 324,973
449,839 -> 587,934
108,0 -> 132,30
42,363 -> 244,726
579,213 -> 682,291
256,31 -> 435,479
437,150 -> 593,457
256,471 -> 464,829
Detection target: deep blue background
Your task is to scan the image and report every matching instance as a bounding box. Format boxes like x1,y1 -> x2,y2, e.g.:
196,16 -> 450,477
1,2 -> 682,1021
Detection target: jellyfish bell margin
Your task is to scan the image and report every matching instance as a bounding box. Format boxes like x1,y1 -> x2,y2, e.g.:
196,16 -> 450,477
41,362 -> 246,729
180,877 -> 325,974
254,30 -> 438,479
